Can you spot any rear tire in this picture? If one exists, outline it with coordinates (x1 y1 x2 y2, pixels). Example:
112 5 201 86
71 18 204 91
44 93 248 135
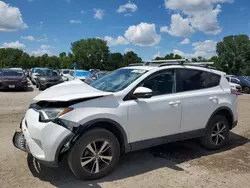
68 128 120 180
200 115 229 150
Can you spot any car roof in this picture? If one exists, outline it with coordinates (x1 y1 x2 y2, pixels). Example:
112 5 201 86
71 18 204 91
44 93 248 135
2 68 22 72
122 65 226 75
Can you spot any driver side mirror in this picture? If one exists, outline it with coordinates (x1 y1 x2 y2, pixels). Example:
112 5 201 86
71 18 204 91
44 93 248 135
133 87 153 99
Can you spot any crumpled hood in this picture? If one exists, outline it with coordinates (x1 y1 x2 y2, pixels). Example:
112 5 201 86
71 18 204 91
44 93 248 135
34 79 112 101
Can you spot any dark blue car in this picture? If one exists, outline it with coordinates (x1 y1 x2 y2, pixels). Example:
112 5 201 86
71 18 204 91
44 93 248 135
236 76 250 93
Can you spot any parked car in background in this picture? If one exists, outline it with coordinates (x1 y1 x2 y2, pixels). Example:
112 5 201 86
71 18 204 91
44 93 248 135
236 76 250 93
30 67 48 85
68 70 90 81
225 75 242 92
85 71 109 84
10 68 23 72
36 69 63 90
89 69 100 74
13 62 238 180
242 76 250 81
0 69 28 90
60 69 71 81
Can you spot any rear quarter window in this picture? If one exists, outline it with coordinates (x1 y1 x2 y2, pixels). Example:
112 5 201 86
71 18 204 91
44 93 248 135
176 69 221 92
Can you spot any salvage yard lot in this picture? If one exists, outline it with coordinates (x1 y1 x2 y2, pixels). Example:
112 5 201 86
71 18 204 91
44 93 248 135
0 86 250 188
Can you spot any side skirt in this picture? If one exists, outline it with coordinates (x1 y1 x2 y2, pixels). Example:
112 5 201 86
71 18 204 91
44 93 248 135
129 129 205 152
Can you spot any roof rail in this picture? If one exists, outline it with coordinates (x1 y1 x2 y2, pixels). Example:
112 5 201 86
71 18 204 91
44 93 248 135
128 60 216 69
128 63 144 67
145 59 186 66
185 62 214 65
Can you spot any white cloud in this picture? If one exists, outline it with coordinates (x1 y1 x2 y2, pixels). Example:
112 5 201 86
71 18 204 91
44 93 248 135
164 0 232 35
153 52 161 59
104 36 129 46
0 1 28 31
30 49 54 56
173 40 217 59
28 0 34 2
125 48 135 53
80 10 86 14
117 2 137 13
40 45 51 50
70 20 82 24
180 38 190 45
30 45 54 56
192 40 217 56
160 14 194 37
21 36 35 41
1 41 26 49
125 22 161 46
94 9 105 20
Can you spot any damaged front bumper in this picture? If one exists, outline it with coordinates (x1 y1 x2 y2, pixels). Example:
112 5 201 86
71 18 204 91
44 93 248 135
12 109 75 167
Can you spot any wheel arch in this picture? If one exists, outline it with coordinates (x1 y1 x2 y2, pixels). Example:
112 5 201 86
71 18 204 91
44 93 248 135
75 118 130 153
206 107 234 130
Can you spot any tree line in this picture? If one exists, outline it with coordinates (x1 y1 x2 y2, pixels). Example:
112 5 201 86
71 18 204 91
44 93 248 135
0 35 249 75
0 38 142 71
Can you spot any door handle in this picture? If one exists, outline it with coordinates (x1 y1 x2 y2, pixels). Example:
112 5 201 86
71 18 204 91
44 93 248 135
169 101 181 106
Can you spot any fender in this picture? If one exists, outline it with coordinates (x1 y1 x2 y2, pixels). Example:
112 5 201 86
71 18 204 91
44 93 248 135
205 106 234 131
74 118 131 153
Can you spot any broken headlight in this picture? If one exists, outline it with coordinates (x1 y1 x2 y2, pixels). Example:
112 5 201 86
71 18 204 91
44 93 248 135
39 108 73 122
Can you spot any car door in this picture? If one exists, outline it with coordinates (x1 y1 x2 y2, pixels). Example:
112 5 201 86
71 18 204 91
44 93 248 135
127 69 182 143
176 68 222 133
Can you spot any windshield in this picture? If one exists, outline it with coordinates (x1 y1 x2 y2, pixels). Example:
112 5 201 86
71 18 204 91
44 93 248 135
62 70 70 74
2 71 23 77
90 68 147 92
75 71 90 77
40 70 59 77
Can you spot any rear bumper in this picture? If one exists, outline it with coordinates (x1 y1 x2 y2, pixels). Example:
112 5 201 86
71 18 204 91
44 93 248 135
0 82 27 89
12 109 74 167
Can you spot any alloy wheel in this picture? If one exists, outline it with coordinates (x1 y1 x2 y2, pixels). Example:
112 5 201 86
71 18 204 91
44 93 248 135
81 140 113 174
211 122 227 145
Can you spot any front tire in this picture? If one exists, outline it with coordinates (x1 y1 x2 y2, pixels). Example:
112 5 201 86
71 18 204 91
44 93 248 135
201 115 229 150
68 128 120 180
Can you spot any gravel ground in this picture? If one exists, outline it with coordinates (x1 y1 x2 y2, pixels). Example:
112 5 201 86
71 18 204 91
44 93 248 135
0 84 250 188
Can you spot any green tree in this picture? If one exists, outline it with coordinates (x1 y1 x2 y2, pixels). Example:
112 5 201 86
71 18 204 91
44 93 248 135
123 51 142 66
106 52 124 70
216 34 250 75
155 53 183 60
59 52 66 59
71 38 109 69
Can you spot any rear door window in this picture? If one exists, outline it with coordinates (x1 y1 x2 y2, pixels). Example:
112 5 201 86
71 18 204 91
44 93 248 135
176 69 221 92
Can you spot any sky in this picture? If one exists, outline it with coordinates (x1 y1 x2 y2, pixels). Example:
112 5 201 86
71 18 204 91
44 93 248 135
0 0 250 61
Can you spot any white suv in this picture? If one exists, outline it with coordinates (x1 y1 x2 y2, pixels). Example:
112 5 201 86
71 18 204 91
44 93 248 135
13 63 238 180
